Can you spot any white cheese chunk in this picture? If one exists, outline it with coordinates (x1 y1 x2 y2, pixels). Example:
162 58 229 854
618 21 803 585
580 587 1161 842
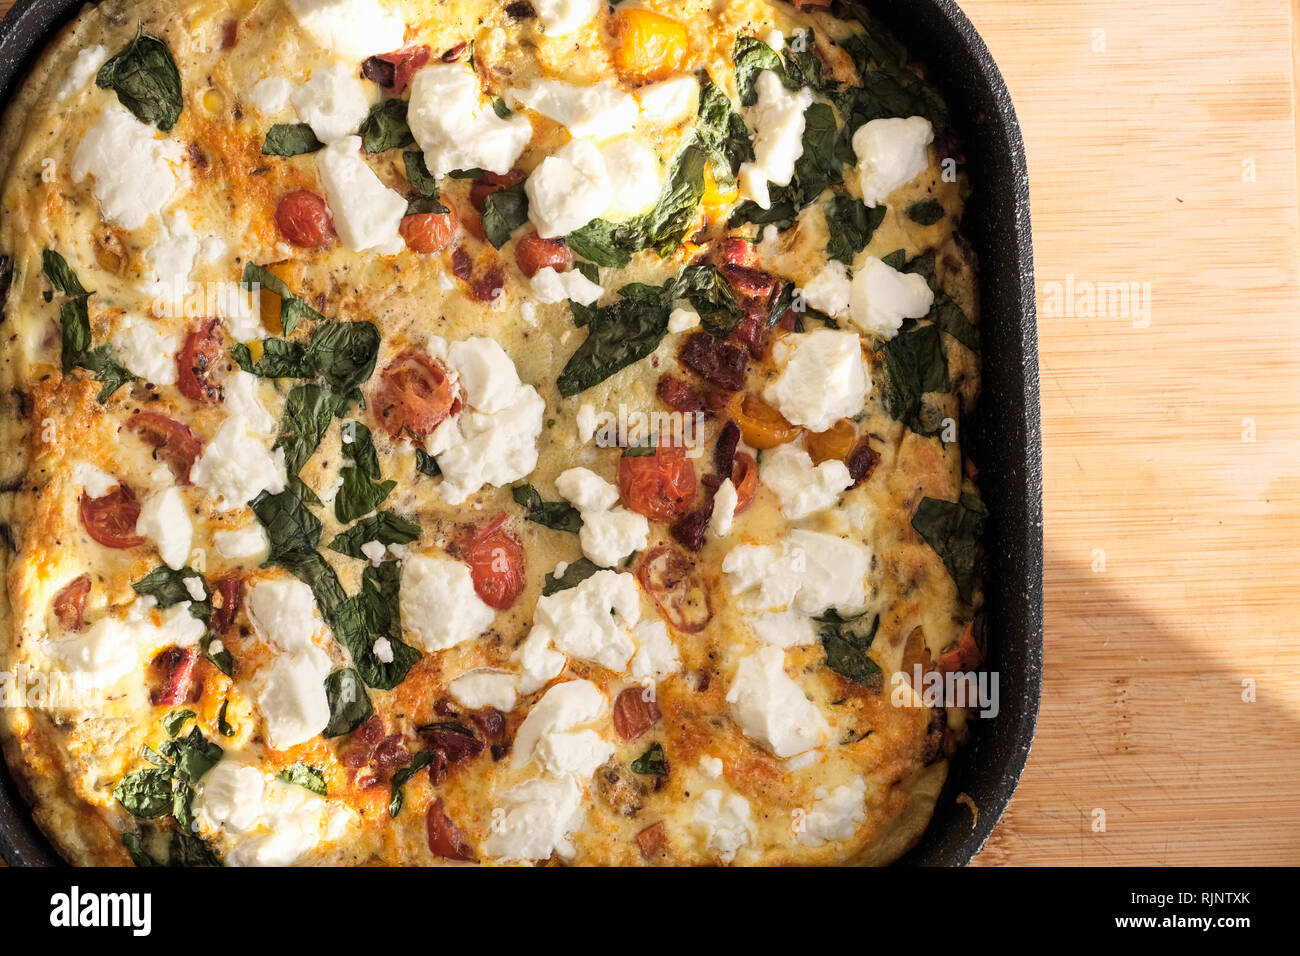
554 467 648 568
111 316 182 387
797 776 868 846
698 755 724 779
408 64 532 176
511 679 606 768
853 116 934 207
513 79 638 140
137 486 192 570
183 574 207 602
738 71 813 210
143 210 205 293
629 620 681 681
751 606 817 647
525 569 640 673
525 138 612 238
483 775 585 861
214 523 271 562
72 103 186 231
848 255 935 338
600 138 663 219
513 626 568 695
636 75 700 128
257 644 333 750
247 579 325 652
692 789 754 863
709 477 739 537
55 44 108 102
802 260 852 318
668 303 702 333
760 444 853 520
399 553 496 651
531 266 605 306
446 337 522 415
372 637 394 663
315 135 407 252
723 529 870 617
449 669 519 712
431 386 546 504
71 462 119 498
554 467 620 512
534 730 614 777
291 62 371 144
534 0 601 35
222 369 277 436
191 416 287 510
726 645 829 758
249 76 293 116
284 0 406 62
195 760 349 866
763 329 869 432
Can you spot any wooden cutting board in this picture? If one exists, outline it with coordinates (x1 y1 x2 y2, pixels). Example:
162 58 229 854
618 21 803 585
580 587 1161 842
1 0 1297 866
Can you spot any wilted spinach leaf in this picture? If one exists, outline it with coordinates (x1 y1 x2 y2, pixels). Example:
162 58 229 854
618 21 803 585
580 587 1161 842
360 98 413 153
512 484 582 533
262 123 324 157
96 26 183 131
329 510 422 558
482 181 529 248
824 196 886 265
323 667 374 737
911 493 987 603
277 762 327 796
631 742 668 775
542 557 602 595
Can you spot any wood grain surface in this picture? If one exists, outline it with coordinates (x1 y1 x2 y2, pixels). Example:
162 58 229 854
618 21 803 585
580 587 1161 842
0 0 1297 866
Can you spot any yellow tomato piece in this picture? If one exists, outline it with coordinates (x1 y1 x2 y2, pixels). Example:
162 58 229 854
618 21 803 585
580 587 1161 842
612 9 689 83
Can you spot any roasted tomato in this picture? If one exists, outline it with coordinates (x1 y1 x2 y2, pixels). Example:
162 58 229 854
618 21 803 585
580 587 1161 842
371 350 461 440
636 544 712 633
125 411 203 484
613 686 661 741
805 419 858 465
728 392 800 450
210 573 243 636
176 320 223 403
513 232 573 277
362 44 431 94
636 820 668 859
465 515 525 610
939 618 987 673
469 169 525 210
730 452 759 513
426 798 475 861
275 189 335 248
618 442 697 522
148 646 198 706
80 485 145 549
400 207 458 254
52 575 91 632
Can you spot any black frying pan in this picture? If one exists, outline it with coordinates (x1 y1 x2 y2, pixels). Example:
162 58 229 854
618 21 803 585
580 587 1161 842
0 0 1042 867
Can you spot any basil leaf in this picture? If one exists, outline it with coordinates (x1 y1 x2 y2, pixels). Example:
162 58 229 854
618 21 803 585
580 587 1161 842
157 727 223 784
323 668 374 737
557 286 672 396
542 557 601 596
201 633 233 677
162 709 195 737
262 123 324 157
631 742 668 776
665 264 742 338
906 199 945 226
414 448 442 477
512 484 582 533
481 181 529 248
360 98 414 153
403 148 440 197
877 322 949 436
389 750 437 817
41 249 89 297
114 768 174 818
96 26 183 132
733 35 784 106
216 700 235 738
911 494 986 604
824 196 886 265
406 195 448 215
818 611 882 690
132 565 211 622
329 511 422 558
241 263 325 335
277 762 327 796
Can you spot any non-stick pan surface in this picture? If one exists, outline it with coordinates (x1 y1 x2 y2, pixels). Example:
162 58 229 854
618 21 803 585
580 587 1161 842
0 0 1042 867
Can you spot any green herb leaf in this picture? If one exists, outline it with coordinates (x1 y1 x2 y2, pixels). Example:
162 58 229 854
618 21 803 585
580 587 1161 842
241 263 325 335
113 769 174 818
817 610 882 690
557 285 671 396
262 123 324 156
903 251 979 353
131 565 211 622
162 709 195 737
201 633 233 677
276 384 344 484
824 196 886 264
389 750 437 817
41 249 89 297
329 510 422 558
157 727 223 784
631 742 668 775
665 264 742 338
512 484 582 533
402 148 444 205
414 448 441 477
906 198 945 225
232 337 311 378
693 81 752 190
733 35 783 105
323 668 374 737
542 557 602 595
167 830 221 867
360 98 414 153
96 26 183 132
911 493 986 604
335 420 395 523
277 762 327 796
481 181 530 248
45 251 134 401
729 102 846 232
878 321 949 436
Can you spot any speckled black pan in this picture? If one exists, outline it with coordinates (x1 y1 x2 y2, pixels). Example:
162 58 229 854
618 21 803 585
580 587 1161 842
0 0 1042 867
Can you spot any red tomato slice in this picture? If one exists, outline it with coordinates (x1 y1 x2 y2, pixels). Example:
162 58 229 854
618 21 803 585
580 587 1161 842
613 686 661 741
400 208 458 254
465 516 525 610
371 350 461 440
513 232 573 277
125 411 203 484
618 441 697 522
52 574 91 631
636 544 712 633
730 452 759 514
426 798 475 861
275 189 336 249
177 320 223 403
80 485 145 549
